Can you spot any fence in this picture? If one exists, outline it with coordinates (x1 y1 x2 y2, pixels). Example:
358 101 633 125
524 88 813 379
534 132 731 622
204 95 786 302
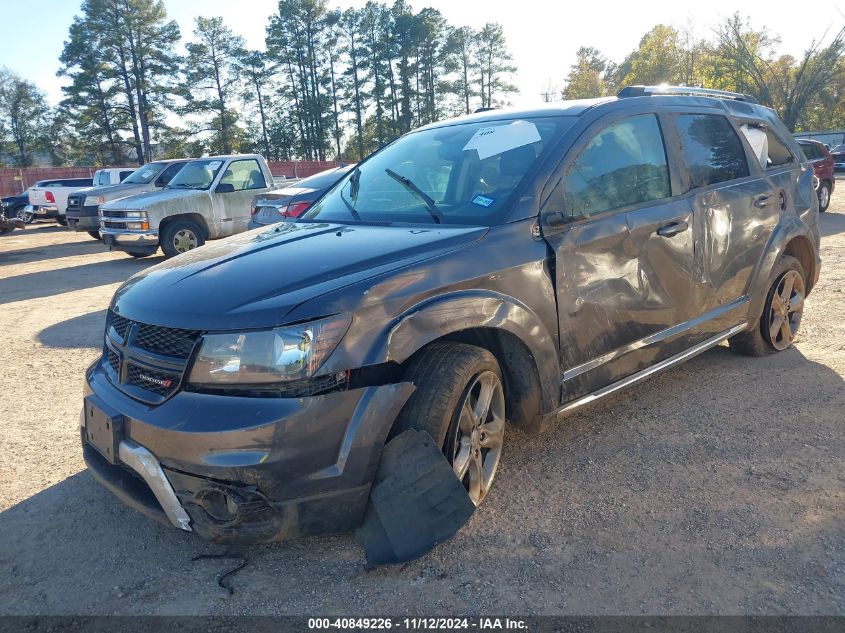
0 161 347 197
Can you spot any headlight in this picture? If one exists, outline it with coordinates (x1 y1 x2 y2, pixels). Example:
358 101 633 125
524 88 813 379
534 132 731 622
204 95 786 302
124 211 146 219
188 314 351 385
84 195 105 206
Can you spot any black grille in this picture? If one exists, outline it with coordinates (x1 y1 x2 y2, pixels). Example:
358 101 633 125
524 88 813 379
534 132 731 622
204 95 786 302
103 220 126 229
107 349 120 374
100 209 127 219
108 311 130 340
126 363 181 397
134 323 201 358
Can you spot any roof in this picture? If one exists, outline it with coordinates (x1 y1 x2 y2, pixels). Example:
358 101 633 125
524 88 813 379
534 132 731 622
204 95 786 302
418 98 617 130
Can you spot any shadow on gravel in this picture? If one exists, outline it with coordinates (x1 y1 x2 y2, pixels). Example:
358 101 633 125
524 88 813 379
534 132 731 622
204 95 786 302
819 211 845 238
0 256 163 305
38 309 108 349
0 239 106 267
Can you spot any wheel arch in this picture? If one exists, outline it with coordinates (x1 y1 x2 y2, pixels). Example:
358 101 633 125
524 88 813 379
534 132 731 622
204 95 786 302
379 290 560 431
159 213 209 239
747 218 819 323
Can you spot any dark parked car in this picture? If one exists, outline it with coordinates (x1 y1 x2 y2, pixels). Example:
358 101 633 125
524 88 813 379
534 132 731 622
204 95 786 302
247 165 353 229
0 192 31 219
82 85 820 544
798 139 835 212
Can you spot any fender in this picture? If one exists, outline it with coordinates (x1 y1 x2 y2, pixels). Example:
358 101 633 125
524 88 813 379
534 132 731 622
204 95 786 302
745 214 819 323
373 289 561 414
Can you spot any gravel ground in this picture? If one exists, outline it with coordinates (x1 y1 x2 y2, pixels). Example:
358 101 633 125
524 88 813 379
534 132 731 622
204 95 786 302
0 188 843 616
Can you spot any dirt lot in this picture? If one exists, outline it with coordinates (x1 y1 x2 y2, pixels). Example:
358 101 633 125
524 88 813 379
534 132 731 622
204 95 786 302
1 189 843 616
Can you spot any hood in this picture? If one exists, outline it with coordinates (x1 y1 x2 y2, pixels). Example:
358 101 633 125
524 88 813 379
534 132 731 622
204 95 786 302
112 221 487 330
101 187 203 211
72 182 150 200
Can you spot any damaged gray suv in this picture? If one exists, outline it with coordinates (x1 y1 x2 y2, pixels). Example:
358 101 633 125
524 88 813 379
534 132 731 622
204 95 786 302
82 85 820 544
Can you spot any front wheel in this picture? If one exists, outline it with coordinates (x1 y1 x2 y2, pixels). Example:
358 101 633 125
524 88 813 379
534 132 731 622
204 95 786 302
394 342 506 506
161 219 205 258
87 231 102 240
817 181 831 212
729 255 806 356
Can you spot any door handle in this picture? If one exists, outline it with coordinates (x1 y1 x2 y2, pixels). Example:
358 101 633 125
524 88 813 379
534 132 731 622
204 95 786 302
656 221 689 238
753 194 771 208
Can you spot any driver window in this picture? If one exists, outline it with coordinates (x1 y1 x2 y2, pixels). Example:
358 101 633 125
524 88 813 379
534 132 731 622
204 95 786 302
559 114 671 219
218 159 266 192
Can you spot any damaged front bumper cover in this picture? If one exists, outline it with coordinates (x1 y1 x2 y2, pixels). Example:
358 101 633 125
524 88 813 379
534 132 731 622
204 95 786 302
82 365 415 544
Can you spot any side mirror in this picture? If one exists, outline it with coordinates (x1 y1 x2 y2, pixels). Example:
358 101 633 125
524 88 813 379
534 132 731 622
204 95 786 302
216 183 235 194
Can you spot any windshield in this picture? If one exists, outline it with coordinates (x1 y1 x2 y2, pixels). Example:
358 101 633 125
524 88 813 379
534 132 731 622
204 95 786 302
167 159 225 190
303 117 568 226
123 163 165 184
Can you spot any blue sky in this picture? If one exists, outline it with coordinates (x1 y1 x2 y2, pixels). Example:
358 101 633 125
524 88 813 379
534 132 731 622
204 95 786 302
0 0 843 108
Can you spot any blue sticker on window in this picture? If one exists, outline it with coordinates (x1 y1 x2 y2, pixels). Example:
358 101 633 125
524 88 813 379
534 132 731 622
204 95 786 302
472 194 495 207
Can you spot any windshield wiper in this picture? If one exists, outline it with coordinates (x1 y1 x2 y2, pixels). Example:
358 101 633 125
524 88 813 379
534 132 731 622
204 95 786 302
340 188 362 221
384 168 443 224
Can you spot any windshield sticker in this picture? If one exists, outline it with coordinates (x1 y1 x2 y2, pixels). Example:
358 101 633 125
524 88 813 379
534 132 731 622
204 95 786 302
207 161 223 170
472 194 495 207
463 120 541 160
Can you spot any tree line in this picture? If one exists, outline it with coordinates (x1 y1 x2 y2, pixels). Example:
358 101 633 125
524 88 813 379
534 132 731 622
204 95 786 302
555 15 845 134
1 3 843 168
0 0 517 167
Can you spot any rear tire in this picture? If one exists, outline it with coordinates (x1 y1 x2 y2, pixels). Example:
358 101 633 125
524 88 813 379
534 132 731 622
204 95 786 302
161 219 205 259
87 231 102 240
817 181 831 212
393 342 506 506
729 255 806 356
57 217 68 226
16 208 34 224
127 251 154 258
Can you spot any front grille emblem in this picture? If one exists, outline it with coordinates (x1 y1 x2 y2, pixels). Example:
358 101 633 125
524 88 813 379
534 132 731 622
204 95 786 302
138 373 174 389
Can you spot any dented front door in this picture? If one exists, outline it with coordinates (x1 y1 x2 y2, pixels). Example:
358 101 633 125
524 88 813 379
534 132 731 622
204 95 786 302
548 200 695 402
541 111 695 403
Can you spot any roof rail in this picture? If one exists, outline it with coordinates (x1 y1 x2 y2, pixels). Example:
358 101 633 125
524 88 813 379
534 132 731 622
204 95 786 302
618 85 759 104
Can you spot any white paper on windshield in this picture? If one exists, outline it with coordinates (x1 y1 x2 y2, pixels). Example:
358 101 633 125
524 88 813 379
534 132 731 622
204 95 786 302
207 160 223 170
463 120 541 160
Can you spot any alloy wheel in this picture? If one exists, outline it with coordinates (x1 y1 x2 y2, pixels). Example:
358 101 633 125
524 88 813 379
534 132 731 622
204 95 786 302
16 208 34 224
819 184 830 210
766 269 805 351
173 229 198 253
451 370 505 506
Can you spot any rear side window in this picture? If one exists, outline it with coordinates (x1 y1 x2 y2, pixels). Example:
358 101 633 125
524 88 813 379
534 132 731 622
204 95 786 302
676 114 749 189
563 114 671 218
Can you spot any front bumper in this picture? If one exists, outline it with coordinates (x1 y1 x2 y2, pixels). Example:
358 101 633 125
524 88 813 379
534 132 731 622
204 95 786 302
101 228 159 250
68 216 100 231
82 361 415 543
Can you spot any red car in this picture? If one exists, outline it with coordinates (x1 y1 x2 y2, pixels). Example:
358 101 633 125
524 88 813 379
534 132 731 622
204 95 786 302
798 139 835 212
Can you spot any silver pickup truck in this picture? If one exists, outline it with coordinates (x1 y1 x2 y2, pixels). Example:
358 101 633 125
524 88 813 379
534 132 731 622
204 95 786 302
100 154 278 258
67 160 191 238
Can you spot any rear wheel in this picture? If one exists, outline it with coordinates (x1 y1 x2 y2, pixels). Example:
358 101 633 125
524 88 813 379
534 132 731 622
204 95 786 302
161 219 205 258
394 342 506 506
729 255 806 356
818 181 831 212
16 208 34 224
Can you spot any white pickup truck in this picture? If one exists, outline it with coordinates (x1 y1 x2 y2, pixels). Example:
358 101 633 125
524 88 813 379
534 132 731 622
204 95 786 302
100 154 279 258
26 177 94 224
